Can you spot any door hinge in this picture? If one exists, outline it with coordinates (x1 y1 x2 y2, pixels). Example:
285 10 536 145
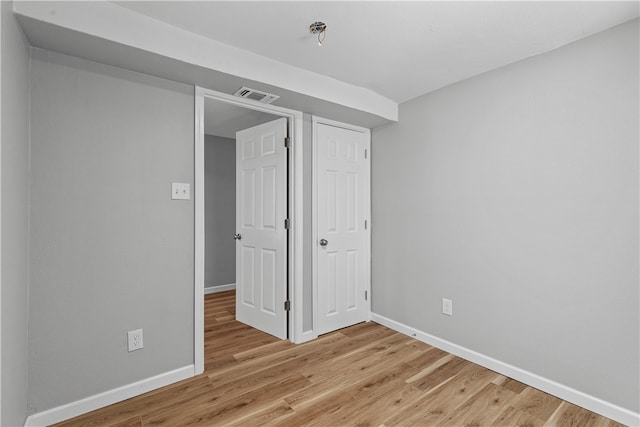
365 219 368 230
284 218 291 229
284 300 291 311
284 137 291 148
364 149 368 159
365 290 368 301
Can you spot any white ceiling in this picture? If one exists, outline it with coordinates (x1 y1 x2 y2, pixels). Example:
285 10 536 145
204 98 279 139
14 1 398 127
114 1 639 104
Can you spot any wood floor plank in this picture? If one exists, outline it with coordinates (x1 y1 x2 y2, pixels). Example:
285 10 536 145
547 401 626 427
510 386 564 422
212 333 349 384
381 362 500 426
208 349 327 398
342 381 426 426
408 355 470 392
55 414 143 427
55 291 627 427
225 400 295 427
405 345 448 370
303 365 424 426
232 338 296 362
234 330 347 366
203 356 237 373
493 374 529 394
143 374 310 426
438 382 518 426
492 405 548 426
299 332 412 384
337 320 380 337
55 377 213 427
282 335 423 415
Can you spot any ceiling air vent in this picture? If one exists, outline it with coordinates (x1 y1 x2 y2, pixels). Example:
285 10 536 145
233 87 280 104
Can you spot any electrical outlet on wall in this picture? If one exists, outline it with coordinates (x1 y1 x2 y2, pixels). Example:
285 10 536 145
128 329 144 352
442 298 453 316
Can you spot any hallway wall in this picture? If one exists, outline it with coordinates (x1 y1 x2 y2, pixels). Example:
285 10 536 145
204 134 236 290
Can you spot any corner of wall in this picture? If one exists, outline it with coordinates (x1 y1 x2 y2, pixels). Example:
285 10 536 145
1 1 32 425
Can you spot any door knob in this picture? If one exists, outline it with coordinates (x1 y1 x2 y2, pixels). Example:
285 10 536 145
234 233 242 240
319 239 328 247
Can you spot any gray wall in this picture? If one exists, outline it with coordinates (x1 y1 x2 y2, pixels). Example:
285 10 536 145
28 49 195 412
204 134 236 288
371 19 639 413
1 1 31 424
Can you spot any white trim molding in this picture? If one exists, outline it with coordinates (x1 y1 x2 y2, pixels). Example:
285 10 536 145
296 329 318 345
24 365 194 427
204 283 236 294
194 89 205 376
370 313 640 427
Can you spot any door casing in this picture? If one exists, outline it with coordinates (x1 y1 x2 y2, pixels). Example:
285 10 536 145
194 86 304 375
312 116 372 338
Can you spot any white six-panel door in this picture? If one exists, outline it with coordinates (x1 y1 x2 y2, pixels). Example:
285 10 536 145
315 120 370 335
236 118 288 339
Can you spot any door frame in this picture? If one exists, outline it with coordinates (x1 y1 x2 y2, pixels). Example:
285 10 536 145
312 116 372 338
194 86 304 374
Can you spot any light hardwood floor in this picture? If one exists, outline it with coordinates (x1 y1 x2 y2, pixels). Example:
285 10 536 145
55 291 625 427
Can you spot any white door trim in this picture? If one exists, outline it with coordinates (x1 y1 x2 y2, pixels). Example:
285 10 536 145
312 116 371 337
195 86 305 375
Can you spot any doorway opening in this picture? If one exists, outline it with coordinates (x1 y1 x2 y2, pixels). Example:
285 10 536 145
194 87 304 375
203 102 279 296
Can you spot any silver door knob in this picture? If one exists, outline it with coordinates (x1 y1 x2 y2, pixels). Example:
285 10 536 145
319 239 328 247
234 233 242 240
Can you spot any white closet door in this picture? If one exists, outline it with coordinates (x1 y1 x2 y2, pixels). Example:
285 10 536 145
316 122 369 335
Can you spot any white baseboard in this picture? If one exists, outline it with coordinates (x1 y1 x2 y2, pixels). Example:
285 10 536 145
370 313 639 427
294 329 318 344
24 365 194 427
204 283 236 294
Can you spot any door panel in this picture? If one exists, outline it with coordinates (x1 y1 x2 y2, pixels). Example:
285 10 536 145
316 123 369 335
236 118 287 339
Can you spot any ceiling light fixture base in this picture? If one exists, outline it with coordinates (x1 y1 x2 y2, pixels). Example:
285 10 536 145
309 21 327 46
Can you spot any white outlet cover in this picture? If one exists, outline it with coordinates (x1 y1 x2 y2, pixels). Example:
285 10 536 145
172 182 191 200
442 298 453 316
128 329 144 352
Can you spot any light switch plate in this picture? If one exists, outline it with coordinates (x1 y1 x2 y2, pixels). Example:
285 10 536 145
172 183 191 200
